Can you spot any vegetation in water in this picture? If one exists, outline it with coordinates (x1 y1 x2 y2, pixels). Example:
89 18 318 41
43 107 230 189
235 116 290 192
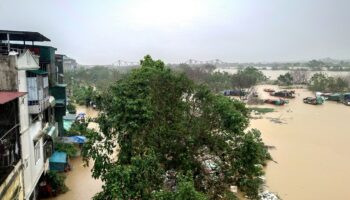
66 103 76 114
250 107 275 114
276 72 293 86
308 73 349 92
47 171 69 194
66 119 94 137
231 67 267 91
82 55 271 200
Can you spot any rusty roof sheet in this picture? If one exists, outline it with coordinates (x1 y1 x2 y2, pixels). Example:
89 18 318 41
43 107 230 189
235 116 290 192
0 92 26 104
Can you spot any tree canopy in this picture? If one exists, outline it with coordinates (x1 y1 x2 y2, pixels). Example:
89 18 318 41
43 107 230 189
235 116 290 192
277 72 293 86
82 55 270 200
231 67 267 89
309 73 349 92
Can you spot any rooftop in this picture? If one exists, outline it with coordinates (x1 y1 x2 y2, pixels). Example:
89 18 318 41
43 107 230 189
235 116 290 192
0 30 50 42
0 92 26 104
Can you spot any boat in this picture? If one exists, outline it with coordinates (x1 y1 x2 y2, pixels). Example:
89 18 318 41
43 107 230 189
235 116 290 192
344 100 350 106
223 89 246 96
270 90 295 99
263 88 275 93
303 96 324 105
264 98 289 106
342 93 350 106
327 93 341 102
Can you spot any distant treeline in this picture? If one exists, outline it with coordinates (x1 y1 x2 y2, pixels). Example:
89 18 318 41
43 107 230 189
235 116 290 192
235 59 350 71
65 63 350 106
64 64 268 105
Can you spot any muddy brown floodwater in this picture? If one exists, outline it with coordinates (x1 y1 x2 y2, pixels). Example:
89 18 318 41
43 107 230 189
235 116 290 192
49 94 350 199
250 85 350 200
47 106 102 200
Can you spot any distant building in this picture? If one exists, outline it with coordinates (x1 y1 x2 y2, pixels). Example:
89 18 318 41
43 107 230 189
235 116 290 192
62 55 77 71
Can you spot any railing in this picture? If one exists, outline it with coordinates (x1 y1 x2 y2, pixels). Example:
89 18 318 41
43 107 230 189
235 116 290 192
0 45 25 56
0 124 21 184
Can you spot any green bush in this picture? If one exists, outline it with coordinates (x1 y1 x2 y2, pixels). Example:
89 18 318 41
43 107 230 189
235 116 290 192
54 142 77 157
67 103 76 114
47 171 68 194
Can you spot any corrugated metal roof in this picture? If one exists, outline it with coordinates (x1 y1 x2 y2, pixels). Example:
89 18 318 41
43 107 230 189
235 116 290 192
0 92 26 104
0 30 50 42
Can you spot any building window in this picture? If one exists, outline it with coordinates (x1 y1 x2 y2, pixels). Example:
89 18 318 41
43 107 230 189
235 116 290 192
31 114 40 122
34 140 40 164
28 100 39 106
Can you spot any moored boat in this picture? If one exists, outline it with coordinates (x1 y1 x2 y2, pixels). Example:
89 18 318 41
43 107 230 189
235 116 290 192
263 88 275 93
223 89 246 96
270 90 295 99
264 98 289 106
344 100 350 106
327 93 341 102
303 96 324 105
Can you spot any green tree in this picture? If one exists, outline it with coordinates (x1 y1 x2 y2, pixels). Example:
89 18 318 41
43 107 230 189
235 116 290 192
309 73 349 92
231 67 266 89
175 64 232 92
231 67 266 98
83 55 270 200
277 72 293 86
309 73 329 92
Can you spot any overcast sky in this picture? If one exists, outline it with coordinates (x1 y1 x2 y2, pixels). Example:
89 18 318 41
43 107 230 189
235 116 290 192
0 0 349 64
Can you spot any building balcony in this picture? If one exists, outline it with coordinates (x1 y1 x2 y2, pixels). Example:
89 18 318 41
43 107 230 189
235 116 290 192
0 124 21 185
28 96 50 114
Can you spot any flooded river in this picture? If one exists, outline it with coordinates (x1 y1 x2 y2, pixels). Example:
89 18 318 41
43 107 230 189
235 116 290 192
49 92 350 200
250 85 350 200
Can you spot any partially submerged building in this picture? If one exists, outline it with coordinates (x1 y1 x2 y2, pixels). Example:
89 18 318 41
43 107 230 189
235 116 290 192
0 30 66 199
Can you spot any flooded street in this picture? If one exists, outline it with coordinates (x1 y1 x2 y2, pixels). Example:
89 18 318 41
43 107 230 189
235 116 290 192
47 158 102 200
250 85 350 200
48 106 101 200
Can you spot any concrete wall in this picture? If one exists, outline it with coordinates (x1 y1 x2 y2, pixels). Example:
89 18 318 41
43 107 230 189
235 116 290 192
0 55 18 90
0 162 24 200
16 52 45 199
22 119 45 199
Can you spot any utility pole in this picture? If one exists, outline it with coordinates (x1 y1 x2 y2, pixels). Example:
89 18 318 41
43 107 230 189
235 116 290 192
7 33 10 52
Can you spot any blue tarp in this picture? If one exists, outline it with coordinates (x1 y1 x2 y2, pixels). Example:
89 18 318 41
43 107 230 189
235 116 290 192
76 113 86 120
60 136 87 144
68 136 87 144
70 136 86 143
